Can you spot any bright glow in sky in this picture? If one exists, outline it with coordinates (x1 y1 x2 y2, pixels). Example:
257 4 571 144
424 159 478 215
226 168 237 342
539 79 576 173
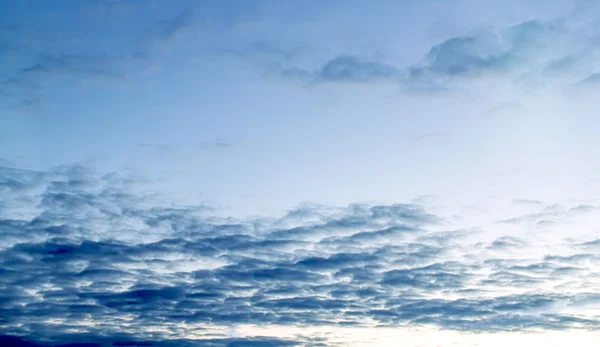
3 0 600 346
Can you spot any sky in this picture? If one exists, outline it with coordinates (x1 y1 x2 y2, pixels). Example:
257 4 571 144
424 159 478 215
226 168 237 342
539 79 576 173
3 0 600 346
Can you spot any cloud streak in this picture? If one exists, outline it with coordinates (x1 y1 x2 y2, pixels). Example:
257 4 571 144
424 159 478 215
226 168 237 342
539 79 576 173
281 56 404 84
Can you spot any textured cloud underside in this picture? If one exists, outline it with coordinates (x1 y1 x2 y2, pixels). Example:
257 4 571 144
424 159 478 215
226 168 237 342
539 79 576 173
1 164 600 346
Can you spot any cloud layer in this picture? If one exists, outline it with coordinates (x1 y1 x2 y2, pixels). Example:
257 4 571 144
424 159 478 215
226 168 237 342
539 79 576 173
2 164 600 345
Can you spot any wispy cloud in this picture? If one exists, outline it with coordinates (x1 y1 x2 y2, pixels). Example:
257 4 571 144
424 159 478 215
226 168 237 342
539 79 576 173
256 18 600 92
281 56 404 84
3 53 146 90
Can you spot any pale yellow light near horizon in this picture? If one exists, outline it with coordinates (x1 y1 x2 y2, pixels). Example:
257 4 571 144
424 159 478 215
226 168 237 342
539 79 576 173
226 325 600 347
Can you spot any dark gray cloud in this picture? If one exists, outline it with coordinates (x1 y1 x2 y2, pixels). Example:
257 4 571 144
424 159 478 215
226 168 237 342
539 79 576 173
1 163 600 345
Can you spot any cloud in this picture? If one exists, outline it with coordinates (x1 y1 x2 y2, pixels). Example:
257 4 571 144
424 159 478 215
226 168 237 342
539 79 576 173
281 56 404 84
417 35 510 77
3 53 146 92
406 20 576 89
144 2 264 47
220 41 301 63
317 56 403 83
152 8 196 42
269 19 600 92
512 199 545 206
2 163 600 346
496 202 597 228
487 236 527 250
578 73 600 85
0 334 304 347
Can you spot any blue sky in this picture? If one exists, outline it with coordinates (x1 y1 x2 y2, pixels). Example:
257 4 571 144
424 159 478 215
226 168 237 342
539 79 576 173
3 0 600 346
